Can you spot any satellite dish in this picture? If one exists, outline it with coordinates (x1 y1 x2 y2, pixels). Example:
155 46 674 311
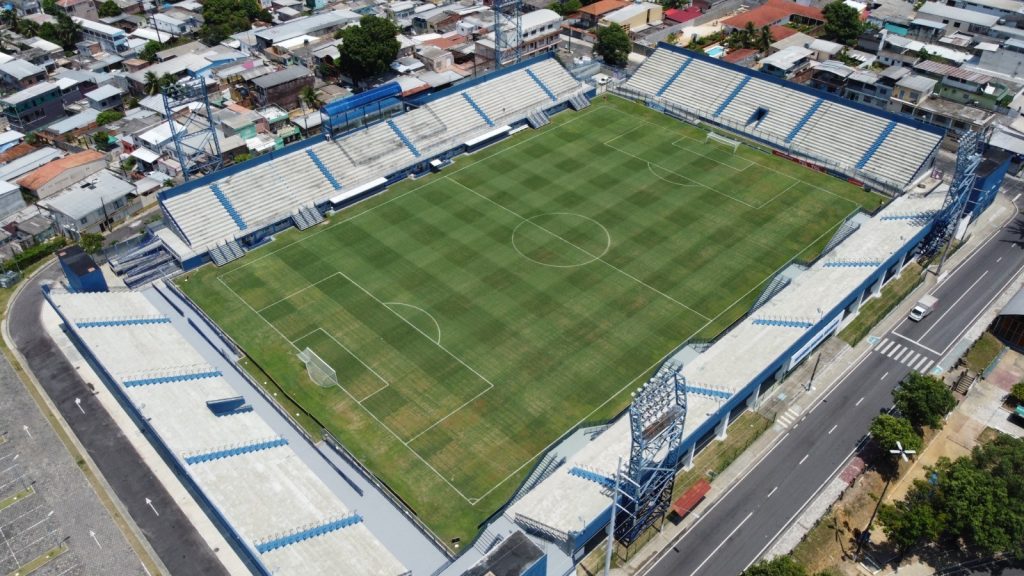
890 441 916 462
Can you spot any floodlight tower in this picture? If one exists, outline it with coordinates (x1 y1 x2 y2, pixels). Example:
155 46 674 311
614 362 687 547
163 77 223 182
492 0 523 68
924 130 981 267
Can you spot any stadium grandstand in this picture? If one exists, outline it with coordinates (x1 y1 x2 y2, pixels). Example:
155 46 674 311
620 43 944 193
506 188 946 552
115 55 585 284
43 287 409 576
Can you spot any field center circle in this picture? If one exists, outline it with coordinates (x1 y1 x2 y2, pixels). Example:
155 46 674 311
511 212 611 268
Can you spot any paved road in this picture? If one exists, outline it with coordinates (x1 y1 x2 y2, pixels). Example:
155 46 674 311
644 194 1024 576
9 263 228 576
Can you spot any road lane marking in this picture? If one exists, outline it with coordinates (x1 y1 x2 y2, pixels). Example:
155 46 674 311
894 348 911 362
767 486 778 499
906 352 920 367
688 511 754 576
887 344 903 358
877 340 894 354
880 372 888 381
920 270 989 340
828 424 838 435
890 332 941 356
798 454 809 465
921 359 934 372
855 396 864 406
997 257 1003 263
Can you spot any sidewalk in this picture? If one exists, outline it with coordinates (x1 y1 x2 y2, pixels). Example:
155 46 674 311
613 191 1018 576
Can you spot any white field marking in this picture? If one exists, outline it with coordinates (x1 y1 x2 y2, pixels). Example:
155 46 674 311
220 100 611 279
313 328 390 402
291 325 331 347
744 443 861 573
688 511 754 576
1013 193 1021 203
385 302 442 344
890 332 941 356
828 424 838 435
997 257 1003 263
855 396 865 406
920 270 989 340
670 137 755 172
447 177 713 321
218 277 300 352
647 162 701 187
602 123 646 146
766 486 779 499
218 105 872 506
510 213 612 268
601 101 870 209
880 371 889 381
798 453 810 465
254 271 344 313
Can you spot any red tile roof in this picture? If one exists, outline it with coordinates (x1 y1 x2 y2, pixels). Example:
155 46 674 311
722 48 758 63
17 150 104 191
769 24 800 40
722 0 823 30
0 143 36 164
665 6 701 23
579 0 629 16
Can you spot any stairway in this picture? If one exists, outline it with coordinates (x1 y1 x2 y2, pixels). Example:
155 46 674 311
526 109 550 129
210 239 245 267
293 206 324 231
750 274 792 314
569 93 590 111
954 370 976 395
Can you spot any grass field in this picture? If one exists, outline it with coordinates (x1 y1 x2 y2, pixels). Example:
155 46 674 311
180 95 884 545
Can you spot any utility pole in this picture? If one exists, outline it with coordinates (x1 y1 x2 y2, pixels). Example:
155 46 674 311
604 457 621 576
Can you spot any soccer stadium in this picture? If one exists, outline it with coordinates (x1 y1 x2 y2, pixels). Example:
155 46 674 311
46 42 981 575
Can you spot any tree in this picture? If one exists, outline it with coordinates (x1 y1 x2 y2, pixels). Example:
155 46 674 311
92 130 111 150
40 0 56 15
877 497 941 555
98 0 121 17
198 0 271 45
299 85 321 109
159 73 176 90
143 71 161 96
741 555 807 576
756 25 773 52
336 15 400 84
139 40 162 62
549 0 580 16
893 373 957 431
822 0 863 45
39 12 81 50
1010 381 1024 404
869 414 922 453
96 109 124 125
595 23 630 66
79 232 104 254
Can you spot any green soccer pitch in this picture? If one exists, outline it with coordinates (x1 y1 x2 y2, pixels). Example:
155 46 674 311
179 95 885 545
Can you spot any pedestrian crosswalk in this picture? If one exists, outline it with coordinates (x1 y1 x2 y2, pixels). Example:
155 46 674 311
776 405 802 428
872 337 934 372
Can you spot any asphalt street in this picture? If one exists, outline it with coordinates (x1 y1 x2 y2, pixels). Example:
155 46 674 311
644 193 1024 576
9 263 228 576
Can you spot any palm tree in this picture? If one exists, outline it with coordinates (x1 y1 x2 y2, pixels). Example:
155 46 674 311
757 25 772 52
299 85 321 109
143 71 160 95
159 73 175 89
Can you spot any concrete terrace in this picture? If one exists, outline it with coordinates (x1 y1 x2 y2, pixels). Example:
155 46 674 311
45 289 411 576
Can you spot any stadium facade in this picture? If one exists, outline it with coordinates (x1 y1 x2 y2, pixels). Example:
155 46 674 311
46 45 1000 575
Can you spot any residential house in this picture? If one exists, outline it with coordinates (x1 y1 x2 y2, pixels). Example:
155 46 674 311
56 0 98 21
978 38 1024 78
477 9 561 65
249 65 313 108
0 82 65 131
17 150 106 199
913 59 1010 110
578 0 629 28
0 59 47 89
722 0 824 34
37 170 140 237
914 2 1000 36
85 84 123 110
759 45 814 79
9 215 55 246
253 12 358 50
415 45 453 72
0 181 26 220
74 17 131 54
600 2 662 34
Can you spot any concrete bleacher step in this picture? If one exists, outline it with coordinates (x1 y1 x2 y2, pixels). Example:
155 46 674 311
292 206 324 231
568 93 590 111
527 109 550 129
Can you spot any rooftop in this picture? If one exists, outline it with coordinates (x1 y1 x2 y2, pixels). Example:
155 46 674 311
17 150 105 191
0 58 44 80
723 0 823 29
85 84 122 102
251 65 312 88
579 0 628 16
254 11 356 44
914 59 992 84
896 73 939 92
37 170 134 219
916 2 1000 26
760 45 813 70
1 81 59 105
42 108 100 135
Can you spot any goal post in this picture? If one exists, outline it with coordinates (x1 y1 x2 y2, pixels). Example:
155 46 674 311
705 131 740 153
297 347 338 388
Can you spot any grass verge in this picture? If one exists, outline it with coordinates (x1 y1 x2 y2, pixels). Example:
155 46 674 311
0 486 34 513
964 332 1002 374
9 542 67 576
838 262 923 346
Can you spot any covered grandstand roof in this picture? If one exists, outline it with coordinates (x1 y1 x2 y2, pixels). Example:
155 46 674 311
46 288 408 576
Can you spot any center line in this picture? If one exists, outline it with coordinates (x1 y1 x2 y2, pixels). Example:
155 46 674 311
798 454 810 465
855 396 864 406
766 486 779 499
828 424 838 435
880 371 889 381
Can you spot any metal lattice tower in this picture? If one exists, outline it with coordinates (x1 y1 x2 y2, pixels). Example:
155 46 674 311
492 0 522 68
163 77 223 182
614 362 687 547
923 130 982 256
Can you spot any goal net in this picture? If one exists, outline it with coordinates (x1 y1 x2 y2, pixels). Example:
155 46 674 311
297 347 338 388
705 132 740 153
